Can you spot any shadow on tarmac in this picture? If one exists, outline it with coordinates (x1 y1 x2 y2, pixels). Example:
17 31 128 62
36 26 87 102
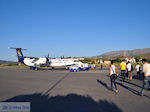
39 67 68 71
97 80 112 91
116 81 139 94
3 93 122 112
118 80 142 89
44 73 70 94
97 79 150 99
132 74 144 81
116 81 150 99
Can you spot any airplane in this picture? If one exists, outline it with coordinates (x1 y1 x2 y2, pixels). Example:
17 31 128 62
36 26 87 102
10 47 83 70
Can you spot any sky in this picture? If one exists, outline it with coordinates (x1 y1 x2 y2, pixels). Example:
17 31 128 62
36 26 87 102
0 0 150 61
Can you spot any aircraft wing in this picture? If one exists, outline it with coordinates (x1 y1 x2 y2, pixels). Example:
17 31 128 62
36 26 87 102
65 64 76 67
24 56 39 59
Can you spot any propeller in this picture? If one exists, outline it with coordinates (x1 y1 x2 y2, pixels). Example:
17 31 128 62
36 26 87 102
61 55 65 59
45 53 50 65
45 53 50 59
47 54 50 58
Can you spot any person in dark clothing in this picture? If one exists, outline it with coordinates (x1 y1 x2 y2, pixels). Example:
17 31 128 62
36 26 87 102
100 64 103 70
109 61 119 93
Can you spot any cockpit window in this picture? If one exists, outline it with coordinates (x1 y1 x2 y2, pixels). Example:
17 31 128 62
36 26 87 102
74 60 79 62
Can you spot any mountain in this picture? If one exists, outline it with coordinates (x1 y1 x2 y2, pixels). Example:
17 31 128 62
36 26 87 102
0 60 17 64
138 53 150 58
94 48 150 58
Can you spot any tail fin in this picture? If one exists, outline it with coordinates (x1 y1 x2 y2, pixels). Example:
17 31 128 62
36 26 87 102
16 48 24 63
9 47 26 63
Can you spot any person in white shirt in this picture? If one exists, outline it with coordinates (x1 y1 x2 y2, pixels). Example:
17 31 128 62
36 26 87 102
109 61 119 94
135 63 141 77
140 59 150 96
127 61 133 80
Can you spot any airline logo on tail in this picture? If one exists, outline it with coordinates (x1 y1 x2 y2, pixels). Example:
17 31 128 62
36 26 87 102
17 49 22 57
16 49 24 63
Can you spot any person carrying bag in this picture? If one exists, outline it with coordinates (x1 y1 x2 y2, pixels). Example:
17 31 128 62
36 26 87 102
109 61 119 94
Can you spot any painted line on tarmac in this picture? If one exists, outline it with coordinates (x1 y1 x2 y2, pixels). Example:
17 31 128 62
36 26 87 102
44 73 70 95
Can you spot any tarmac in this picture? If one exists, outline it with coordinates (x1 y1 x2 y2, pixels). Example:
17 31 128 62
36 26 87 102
0 67 150 112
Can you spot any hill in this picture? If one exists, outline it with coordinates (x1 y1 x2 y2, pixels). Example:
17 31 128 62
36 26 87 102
93 48 150 58
0 60 17 64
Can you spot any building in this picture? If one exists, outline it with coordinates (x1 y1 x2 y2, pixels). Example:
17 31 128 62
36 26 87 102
125 57 136 63
104 60 111 64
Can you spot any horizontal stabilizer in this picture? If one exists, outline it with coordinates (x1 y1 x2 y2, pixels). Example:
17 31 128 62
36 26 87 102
9 47 27 50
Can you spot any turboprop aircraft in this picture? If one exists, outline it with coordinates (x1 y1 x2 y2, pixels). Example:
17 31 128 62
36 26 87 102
10 47 83 70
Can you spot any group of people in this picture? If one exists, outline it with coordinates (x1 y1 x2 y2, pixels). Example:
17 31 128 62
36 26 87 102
120 60 134 81
109 59 150 96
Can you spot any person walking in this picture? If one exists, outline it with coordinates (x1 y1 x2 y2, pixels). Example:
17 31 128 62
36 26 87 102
127 61 133 80
93 64 96 71
135 63 141 78
109 61 119 93
100 64 103 70
139 59 150 96
120 60 127 82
